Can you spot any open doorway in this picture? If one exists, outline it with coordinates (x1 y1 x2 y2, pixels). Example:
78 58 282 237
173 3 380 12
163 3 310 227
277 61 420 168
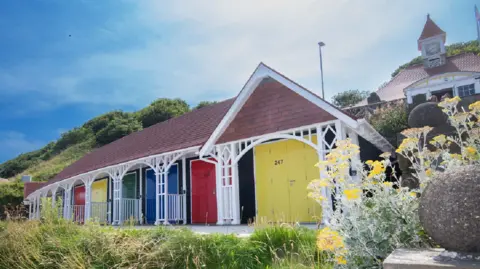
431 88 453 101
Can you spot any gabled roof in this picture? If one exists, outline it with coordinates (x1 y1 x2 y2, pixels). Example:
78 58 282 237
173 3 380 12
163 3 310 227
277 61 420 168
200 63 392 156
418 15 446 50
24 182 46 199
217 78 338 143
49 99 234 184
355 53 480 107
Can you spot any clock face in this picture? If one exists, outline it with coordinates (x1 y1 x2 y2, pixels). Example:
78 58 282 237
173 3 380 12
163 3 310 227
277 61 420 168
425 42 441 56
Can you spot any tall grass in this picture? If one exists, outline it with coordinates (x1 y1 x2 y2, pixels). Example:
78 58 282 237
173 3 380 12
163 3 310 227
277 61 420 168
0 209 331 269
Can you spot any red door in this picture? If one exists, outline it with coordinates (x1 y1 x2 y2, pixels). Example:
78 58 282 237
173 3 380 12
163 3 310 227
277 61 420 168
74 186 85 223
191 159 217 224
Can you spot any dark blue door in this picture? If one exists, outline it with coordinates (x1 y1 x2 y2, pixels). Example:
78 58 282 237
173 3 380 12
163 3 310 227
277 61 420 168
168 164 178 194
145 169 156 224
145 165 179 224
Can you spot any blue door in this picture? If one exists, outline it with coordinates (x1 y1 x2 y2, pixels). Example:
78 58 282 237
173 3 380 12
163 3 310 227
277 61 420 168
168 164 178 195
145 169 156 224
144 165 179 224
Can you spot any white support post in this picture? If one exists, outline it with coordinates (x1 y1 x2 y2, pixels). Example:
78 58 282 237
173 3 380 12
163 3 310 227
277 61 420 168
215 147 225 225
182 157 187 225
112 175 122 225
51 189 57 208
108 177 112 224
29 199 34 220
63 186 72 220
154 169 161 225
348 130 361 184
163 169 169 225
139 167 143 225
231 143 241 225
317 126 331 225
84 179 93 222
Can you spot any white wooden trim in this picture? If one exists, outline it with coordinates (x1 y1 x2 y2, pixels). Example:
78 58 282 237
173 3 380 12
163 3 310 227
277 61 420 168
26 146 200 201
199 63 359 157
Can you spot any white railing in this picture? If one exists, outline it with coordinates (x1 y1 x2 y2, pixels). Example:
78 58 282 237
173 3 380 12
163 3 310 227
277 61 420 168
91 202 109 223
72 205 85 223
167 194 185 222
222 186 233 221
121 198 140 224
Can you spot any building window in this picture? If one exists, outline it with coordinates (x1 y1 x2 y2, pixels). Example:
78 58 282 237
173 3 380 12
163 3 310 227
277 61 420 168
457 84 475 97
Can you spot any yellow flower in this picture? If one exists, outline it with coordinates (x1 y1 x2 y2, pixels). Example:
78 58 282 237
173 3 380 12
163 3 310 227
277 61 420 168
450 153 463 160
343 188 361 200
316 227 344 251
365 160 374 165
368 161 385 178
466 146 477 155
383 182 393 188
425 168 433 177
469 101 480 111
409 192 417 198
430 134 446 147
335 255 347 265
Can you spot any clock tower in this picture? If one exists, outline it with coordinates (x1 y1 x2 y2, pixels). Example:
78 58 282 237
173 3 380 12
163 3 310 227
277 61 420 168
418 14 446 68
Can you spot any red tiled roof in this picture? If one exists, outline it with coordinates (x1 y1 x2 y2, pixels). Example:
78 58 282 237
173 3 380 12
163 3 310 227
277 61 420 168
49 99 235 184
218 79 337 143
356 53 480 106
418 15 446 50
24 182 46 198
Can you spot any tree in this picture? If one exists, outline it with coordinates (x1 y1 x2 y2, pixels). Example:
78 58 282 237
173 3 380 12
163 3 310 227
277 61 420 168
194 101 218 110
136 98 190 128
84 111 130 134
95 114 143 146
332 90 370 108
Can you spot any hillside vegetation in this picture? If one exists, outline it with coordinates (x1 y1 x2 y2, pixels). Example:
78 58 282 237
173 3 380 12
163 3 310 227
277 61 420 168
0 99 212 183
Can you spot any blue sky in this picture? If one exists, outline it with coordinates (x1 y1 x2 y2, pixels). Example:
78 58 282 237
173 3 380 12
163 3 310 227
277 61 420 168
0 0 478 163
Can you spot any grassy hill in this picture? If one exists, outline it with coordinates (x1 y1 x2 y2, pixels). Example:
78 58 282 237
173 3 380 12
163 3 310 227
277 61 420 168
0 99 216 185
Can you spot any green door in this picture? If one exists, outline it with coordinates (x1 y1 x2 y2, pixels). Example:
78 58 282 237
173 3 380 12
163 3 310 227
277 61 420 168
122 173 137 199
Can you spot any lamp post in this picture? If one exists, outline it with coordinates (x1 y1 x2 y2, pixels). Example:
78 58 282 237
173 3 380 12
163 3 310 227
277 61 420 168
318 42 326 99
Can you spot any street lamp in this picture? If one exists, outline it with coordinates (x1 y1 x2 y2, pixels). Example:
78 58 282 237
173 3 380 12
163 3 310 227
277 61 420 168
318 42 326 99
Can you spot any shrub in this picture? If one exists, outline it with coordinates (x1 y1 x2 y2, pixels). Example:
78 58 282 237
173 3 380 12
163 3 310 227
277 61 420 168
369 101 408 146
0 182 24 219
308 97 480 268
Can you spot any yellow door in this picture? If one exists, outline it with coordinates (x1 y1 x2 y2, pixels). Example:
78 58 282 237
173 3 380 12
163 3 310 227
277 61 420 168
304 136 322 222
91 179 107 202
254 136 321 223
254 140 289 222
91 178 108 222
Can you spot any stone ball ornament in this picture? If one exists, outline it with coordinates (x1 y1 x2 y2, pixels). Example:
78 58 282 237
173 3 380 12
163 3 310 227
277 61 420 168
408 102 448 128
419 165 480 253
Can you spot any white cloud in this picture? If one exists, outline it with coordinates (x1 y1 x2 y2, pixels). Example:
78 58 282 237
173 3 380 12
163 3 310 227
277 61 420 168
0 0 448 110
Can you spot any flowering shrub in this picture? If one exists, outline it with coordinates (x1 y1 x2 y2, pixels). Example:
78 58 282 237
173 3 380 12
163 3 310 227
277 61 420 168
308 98 480 268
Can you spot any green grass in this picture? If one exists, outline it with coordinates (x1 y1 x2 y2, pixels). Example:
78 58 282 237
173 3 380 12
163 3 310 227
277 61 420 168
11 139 95 182
0 209 332 269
